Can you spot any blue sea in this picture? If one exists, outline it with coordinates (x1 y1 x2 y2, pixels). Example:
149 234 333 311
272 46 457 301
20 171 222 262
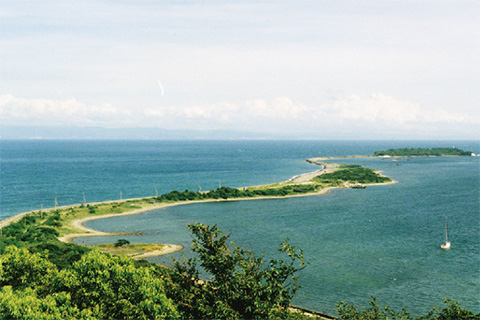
1 140 479 315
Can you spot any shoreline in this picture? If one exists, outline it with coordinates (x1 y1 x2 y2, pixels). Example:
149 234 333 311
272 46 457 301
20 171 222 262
130 244 185 260
58 186 338 245
52 179 396 248
0 162 339 229
1 161 396 258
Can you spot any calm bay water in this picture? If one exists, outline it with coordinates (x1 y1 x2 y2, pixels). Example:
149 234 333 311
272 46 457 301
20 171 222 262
1 140 479 315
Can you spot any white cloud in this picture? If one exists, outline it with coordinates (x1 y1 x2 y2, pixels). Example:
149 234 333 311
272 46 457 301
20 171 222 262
329 94 477 125
139 97 311 130
1 93 478 139
0 94 133 127
245 97 309 119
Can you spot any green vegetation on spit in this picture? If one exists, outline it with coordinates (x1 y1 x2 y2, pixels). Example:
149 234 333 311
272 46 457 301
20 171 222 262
160 184 318 201
159 164 390 202
374 147 473 157
313 164 391 185
1 163 478 319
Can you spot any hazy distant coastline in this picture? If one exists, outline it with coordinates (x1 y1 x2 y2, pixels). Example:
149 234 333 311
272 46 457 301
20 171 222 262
0 125 297 140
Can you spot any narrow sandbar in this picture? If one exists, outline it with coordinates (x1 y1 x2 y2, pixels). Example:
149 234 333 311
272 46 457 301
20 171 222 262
2 160 396 258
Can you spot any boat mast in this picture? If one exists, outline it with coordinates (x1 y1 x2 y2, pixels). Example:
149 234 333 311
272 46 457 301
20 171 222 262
445 216 449 242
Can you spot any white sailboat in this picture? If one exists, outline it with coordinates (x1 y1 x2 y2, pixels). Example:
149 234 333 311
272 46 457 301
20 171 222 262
441 216 451 250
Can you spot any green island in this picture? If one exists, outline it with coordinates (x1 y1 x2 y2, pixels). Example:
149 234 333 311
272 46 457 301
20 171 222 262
0 162 477 320
374 147 474 157
307 147 476 163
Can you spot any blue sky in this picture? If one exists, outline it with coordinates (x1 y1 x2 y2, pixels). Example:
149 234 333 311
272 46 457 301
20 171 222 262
1 1 479 139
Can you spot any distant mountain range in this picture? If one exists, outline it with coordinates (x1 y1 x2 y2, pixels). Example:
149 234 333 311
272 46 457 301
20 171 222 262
0 126 284 140
2 125 478 141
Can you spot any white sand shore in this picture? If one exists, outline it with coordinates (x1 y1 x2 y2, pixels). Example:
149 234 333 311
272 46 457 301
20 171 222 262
130 244 184 259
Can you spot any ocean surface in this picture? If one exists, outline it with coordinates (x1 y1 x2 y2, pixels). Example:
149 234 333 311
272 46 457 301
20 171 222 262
1 140 479 315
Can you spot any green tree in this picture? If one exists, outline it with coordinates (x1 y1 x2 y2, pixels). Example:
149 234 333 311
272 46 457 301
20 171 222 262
114 239 131 247
0 246 179 320
336 297 479 320
65 250 179 319
165 223 307 319
336 297 412 319
417 299 479 320
0 246 58 296
0 286 95 320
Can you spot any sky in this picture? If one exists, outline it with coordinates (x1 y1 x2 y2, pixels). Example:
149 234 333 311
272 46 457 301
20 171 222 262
1 0 479 139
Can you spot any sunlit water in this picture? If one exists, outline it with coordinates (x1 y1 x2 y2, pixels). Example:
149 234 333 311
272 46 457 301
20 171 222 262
1 140 479 315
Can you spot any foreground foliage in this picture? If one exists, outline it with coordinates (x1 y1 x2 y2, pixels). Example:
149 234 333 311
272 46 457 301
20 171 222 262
337 297 479 320
0 246 179 319
0 222 310 319
164 223 307 319
1 218 478 319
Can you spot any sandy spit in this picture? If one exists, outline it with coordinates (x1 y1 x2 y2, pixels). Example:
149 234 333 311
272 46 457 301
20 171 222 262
2 164 395 258
130 244 184 260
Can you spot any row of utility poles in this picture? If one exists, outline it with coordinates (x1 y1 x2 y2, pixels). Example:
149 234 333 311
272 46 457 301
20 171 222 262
0 182 229 238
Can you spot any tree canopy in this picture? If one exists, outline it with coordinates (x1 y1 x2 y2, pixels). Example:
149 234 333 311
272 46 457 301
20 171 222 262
0 246 180 319
164 223 307 319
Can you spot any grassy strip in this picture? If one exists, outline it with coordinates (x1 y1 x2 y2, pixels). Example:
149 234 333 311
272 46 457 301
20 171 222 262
56 200 155 237
92 243 166 257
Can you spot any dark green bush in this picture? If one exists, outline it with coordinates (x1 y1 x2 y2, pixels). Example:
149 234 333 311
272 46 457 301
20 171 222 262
315 166 390 184
114 239 130 247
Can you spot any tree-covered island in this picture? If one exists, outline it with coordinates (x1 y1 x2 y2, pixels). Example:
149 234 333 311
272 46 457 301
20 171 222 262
308 147 476 163
1 162 478 319
374 147 474 157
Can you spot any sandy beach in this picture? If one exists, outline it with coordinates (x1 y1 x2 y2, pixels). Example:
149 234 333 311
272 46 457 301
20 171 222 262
130 244 184 260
